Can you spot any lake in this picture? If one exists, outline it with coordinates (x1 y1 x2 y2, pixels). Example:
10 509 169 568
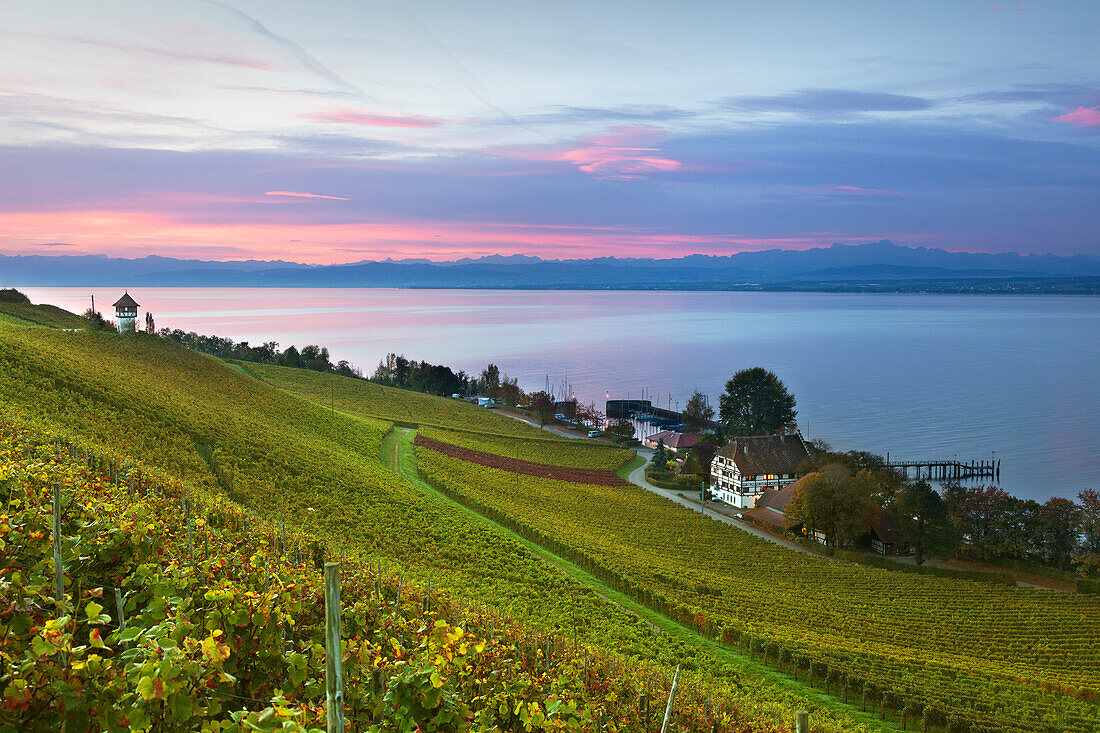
17 286 1100 502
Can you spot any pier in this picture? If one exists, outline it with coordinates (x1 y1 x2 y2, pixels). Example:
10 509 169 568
886 456 1000 482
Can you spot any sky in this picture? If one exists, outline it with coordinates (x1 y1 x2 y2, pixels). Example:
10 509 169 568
0 0 1098 263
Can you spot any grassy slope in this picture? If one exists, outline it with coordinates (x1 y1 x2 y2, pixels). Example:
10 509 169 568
0 316 879 732
250 363 555 438
254 363 632 469
0 300 86 328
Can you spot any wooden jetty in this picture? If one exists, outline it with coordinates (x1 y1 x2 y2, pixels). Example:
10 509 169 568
886 456 1000 482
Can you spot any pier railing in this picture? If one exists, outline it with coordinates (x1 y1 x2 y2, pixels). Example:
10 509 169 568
886 458 1000 482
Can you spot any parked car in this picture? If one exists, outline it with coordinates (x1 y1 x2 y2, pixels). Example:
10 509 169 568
588 430 601 438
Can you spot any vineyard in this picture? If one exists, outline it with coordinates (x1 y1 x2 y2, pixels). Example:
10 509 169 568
417 425 632 471
250 363 558 440
415 448 1100 733
0 312 884 731
0 423 760 731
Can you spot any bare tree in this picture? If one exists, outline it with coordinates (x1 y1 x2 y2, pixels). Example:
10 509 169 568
682 391 715 431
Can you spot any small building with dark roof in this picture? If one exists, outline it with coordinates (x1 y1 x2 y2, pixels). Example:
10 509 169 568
113 292 139 333
709 433 809 509
643 430 702 453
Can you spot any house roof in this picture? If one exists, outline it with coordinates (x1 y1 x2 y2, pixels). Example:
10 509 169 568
754 475 810 514
869 505 900 545
647 431 702 449
744 506 796 530
715 434 809 475
113 292 139 308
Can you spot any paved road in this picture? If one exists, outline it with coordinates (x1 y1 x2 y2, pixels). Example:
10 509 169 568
497 409 590 440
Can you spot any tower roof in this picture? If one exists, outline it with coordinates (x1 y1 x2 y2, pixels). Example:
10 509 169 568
113 292 139 308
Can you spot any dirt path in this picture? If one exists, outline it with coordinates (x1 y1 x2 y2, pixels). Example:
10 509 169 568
414 433 627 486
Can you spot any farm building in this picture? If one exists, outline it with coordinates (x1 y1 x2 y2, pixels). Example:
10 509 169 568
709 433 809 509
643 431 702 453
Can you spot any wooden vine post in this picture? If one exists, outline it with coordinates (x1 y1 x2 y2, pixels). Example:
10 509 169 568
659 664 681 733
52 483 64 602
324 562 345 732
796 710 810 733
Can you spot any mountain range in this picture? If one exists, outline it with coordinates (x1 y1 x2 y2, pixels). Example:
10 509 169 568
2 241 1099 292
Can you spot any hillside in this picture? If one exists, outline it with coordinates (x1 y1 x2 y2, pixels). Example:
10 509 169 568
0 421 734 731
0 304 875 732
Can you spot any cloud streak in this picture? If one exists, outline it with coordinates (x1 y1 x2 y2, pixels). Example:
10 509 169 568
721 89 935 114
265 190 351 201
199 0 364 95
818 185 910 198
303 107 445 129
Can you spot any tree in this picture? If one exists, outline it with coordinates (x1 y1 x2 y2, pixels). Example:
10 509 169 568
681 391 715 432
528 391 554 426
575 402 605 428
786 464 876 547
497 375 524 406
605 419 635 441
895 481 953 564
279 345 302 368
942 484 1012 559
81 308 112 331
1041 497 1082 570
650 439 669 473
1079 489 1100 554
479 364 500 399
718 367 797 436
144 311 156 333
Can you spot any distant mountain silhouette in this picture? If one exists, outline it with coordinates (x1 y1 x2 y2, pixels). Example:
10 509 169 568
2 241 1098 289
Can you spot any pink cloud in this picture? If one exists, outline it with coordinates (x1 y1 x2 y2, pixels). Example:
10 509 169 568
1051 107 1100 127
500 127 682 180
264 191 351 201
819 185 909 198
302 107 445 129
0 207 942 264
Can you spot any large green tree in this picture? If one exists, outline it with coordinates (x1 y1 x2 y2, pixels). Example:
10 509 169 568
1041 497 1082 570
718 367 797 436
896 481 954 564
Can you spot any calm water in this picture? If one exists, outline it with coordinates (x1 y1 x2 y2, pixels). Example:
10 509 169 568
18 287 1100 502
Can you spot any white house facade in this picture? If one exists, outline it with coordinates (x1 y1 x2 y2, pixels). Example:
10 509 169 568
709 434 809 509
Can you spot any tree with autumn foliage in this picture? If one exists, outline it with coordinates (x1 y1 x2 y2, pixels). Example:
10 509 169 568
786 464 876 547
